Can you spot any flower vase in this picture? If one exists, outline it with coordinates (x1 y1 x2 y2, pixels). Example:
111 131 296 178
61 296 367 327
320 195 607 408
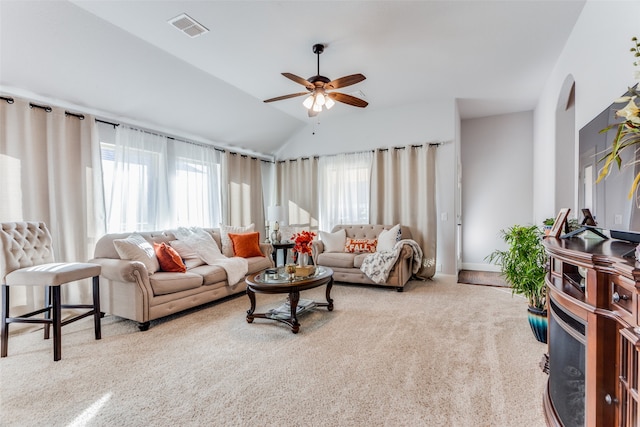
298 253 308 267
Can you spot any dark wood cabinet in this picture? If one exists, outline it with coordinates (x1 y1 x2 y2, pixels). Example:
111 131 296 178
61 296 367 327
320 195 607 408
543 237 639 426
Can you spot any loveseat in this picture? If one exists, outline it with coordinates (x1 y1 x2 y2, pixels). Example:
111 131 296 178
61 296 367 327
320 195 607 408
90 228 272 330
311 224 421 291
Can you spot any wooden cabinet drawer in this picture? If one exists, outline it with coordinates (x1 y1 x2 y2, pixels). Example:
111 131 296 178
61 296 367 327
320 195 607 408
610 276 636 325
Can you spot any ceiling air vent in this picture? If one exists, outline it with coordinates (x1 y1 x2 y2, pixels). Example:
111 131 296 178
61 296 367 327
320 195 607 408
350 90 367 99
168 13 209 38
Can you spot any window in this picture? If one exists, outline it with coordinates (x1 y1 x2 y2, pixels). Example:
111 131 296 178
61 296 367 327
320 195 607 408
98 123 221 232
318 152 373 231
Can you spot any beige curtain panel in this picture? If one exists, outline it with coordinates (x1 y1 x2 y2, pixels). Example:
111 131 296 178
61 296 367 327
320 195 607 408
370 144 437 279
276 157 319 230
0 97 103 331
222 151 266 232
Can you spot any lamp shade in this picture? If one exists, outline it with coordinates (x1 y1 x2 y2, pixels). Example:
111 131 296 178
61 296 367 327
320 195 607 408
267 205 285 223
325 97 335 109
302 95 314 109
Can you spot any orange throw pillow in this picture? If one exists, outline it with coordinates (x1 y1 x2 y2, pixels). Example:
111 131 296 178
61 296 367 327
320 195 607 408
153 242 187 273
228 232 264 258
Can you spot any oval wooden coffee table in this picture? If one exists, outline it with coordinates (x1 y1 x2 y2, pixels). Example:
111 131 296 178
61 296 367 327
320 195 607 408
245 266 334 333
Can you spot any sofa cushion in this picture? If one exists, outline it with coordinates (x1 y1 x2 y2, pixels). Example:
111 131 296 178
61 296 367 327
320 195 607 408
188 264 227 286
154 242 187 273
353 253 370 269
317 252 358 269
319 228 346 253
377 224 401 252
229 232 263 258
246 255 273 274
344 238 377 253
220 223 255 257
149 271 203 295
113 233 160 274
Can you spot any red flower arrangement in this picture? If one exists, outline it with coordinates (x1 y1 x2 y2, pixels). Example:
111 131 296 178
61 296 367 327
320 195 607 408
291 230 316 255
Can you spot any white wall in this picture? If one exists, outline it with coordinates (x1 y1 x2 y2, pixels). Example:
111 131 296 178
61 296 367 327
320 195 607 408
276 100 455 158
534 0 640 225
276 99 460 275
461 111 534 271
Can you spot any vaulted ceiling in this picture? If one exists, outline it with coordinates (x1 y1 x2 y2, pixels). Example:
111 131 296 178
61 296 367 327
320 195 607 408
0 0 586 156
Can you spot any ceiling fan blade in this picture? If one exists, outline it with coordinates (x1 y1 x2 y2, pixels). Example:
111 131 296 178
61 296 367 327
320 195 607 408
328 92 368 108
282 73 314 90
263 92 309 103
325 74 366 90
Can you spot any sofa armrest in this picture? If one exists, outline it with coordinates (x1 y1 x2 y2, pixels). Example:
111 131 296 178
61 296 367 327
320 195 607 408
311 240 324 265
89 258 150 284
259 243 274 260
397 244 413 260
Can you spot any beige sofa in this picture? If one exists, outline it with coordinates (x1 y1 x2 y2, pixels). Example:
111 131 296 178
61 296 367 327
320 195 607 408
311 224 418 291
90 228 272 330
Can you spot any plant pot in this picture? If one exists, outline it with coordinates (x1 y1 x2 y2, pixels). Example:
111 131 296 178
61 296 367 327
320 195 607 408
527 305 548 344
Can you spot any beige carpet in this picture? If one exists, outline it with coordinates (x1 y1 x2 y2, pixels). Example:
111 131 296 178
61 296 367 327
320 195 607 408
0 275 547 427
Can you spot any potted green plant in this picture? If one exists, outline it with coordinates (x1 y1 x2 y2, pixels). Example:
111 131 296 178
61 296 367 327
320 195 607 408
543 218 555 236
487 224 547 343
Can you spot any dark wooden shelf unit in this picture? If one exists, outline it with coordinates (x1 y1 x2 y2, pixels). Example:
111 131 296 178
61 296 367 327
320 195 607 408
543 237 640 426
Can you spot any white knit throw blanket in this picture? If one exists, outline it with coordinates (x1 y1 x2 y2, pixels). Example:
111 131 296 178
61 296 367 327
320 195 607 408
209 257 248 286
360 239 423 284
175 227 248 286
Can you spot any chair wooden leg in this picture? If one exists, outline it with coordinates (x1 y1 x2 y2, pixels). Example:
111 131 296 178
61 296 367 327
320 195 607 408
92 276 101 340
1 285 9 358
44 286 51 340
52 286 61 361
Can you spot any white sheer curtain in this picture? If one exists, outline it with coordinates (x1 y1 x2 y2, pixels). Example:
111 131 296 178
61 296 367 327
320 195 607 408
169 139 222 228
261 160 276 220
318 151 373 232
0 96 103 327
98 124 224 232
221 152 265 234
100 125 170 232
370 144 437 278
276 157 319 230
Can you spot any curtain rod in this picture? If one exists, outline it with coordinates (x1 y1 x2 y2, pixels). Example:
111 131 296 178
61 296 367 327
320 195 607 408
65 111 85 120
96 118 119 127
277 142 442 162
29 102 52 113
95 117 227 153
9 99 85 120
93 117 276 161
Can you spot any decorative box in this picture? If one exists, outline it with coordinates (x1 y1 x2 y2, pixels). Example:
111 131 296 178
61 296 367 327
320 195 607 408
295 265 315 277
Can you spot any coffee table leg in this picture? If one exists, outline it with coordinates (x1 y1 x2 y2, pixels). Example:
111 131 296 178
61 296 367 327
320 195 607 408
326 277 334 311
289 290 300 334
246 288 256 323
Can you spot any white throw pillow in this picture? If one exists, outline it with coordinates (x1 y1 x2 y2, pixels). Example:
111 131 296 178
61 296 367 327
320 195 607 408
377 224 401 252
219 223 255 257
113 233 160 274
169 240 199 260
174 227 224 265
319 229 347 253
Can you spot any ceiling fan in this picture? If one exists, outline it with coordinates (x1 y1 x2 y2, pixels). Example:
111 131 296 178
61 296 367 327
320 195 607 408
263 43 368 117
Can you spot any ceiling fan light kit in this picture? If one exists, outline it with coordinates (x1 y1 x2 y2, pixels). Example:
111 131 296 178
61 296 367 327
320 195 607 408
264 43 368 116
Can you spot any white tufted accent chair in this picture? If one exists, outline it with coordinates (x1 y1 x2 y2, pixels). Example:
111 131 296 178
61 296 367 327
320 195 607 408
0 222 102 361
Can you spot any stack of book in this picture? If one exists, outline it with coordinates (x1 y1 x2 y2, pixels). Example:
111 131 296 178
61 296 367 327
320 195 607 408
267 298 316 319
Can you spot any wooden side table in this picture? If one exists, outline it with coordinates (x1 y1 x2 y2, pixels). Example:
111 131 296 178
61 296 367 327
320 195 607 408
271 241 294 266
